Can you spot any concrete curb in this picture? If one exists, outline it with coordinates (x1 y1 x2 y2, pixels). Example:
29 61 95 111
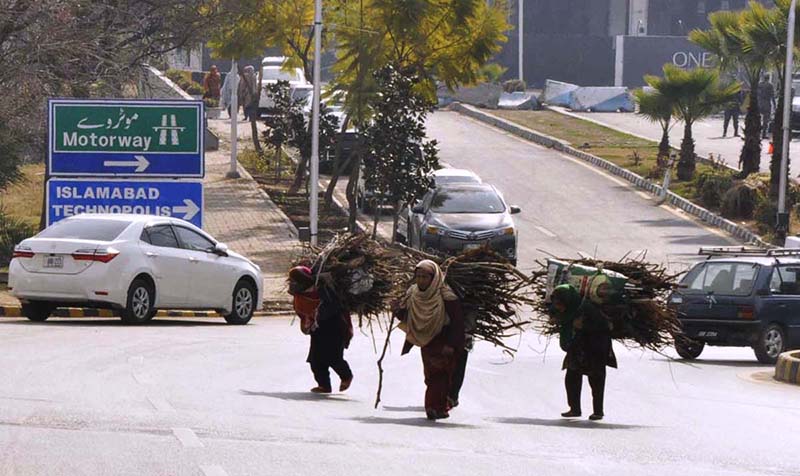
0 306 286 319
449 102 769 247
775 351 800 385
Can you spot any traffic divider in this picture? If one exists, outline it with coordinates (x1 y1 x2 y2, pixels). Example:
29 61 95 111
775 351 800 385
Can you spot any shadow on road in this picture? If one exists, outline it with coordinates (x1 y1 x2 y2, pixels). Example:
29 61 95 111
651 358 767 368
667 234 735 247
239 390 354 403
492 417 648 430
0 319 227 327
350 416 480 429
381 405 426 413
632 218 697 229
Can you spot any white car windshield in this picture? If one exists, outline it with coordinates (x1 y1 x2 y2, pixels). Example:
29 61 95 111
38 219 132 241
431 189 505 214
262 67 299 82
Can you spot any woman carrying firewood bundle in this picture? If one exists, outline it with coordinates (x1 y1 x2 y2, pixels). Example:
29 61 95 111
288 266 354 394
549 283 617 421
392 260 465 421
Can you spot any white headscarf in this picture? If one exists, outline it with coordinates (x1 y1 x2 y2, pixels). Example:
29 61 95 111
399 260 458 347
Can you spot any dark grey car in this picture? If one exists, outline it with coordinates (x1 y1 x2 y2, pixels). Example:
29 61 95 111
398 183 521 264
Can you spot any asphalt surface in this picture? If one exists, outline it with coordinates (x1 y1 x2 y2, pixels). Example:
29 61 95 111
425 111 736 274
0 316 798 476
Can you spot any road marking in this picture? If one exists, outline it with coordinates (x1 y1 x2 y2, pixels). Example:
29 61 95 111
534 225 557 238
147 396 174 412
200 466 229 476
172 427 203 448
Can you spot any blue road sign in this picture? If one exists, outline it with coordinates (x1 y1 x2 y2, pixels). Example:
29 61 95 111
48 99 204 178
47 179 204 228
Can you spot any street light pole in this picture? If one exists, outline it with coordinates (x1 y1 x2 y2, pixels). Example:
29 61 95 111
778 0 797 242
310 0 322 246
518 0 523 82
227 59 241 179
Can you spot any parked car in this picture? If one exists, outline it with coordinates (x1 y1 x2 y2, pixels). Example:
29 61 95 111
397 183 520 264
669 247 800 364
430 168 482 187
258 56 309 117
9 214 263 325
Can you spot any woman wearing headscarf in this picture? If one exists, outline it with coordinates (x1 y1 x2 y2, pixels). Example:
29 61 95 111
203 65 221 100
393 260 465 420
549 284 617 421
239 65 258 121
288 266 354 394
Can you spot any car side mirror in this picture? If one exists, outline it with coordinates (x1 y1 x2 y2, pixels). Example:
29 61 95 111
214 242 229 256
510 206 521 215
411 205 425 214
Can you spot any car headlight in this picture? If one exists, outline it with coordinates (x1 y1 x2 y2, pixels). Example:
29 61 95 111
425 225 445 236
496 226 515 237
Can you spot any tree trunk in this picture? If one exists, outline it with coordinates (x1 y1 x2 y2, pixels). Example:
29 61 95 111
770 83 786 199
391 202 401 243
289 120 313 194
658 125 670 160
676 121 695 181
739 91 762 178
274 145 282 183
250 66 264 154
324 117 351 207
346 151 362 233
371 198 380 239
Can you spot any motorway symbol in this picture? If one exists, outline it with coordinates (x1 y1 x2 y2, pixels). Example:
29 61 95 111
48 99 204 178
47 178 204 228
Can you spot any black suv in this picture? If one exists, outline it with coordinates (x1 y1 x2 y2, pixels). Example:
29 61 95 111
669 247 800 364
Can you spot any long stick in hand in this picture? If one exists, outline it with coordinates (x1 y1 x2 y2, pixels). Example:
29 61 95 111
374 314 395 409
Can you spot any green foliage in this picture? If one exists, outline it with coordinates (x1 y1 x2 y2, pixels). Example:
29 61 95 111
721 180 765 220
477 63 507 84
362 65 440 212
0 209 36 267
203 97 220 108
754 194 778 234
697 171 734 209
165 69 204 95
0 121 23 191
502 79 526 93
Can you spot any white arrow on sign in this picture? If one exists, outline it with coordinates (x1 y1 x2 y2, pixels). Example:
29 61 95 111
103 155 150 172
172 199 200 221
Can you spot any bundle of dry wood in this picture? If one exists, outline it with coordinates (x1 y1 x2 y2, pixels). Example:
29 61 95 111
299 234 534 350
530 256 684 351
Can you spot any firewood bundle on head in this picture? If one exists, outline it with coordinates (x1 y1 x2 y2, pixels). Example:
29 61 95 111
531 256 684 352
299 234 534 350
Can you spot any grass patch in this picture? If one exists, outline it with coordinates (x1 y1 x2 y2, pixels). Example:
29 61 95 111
239 148 349 244
0 163 45 229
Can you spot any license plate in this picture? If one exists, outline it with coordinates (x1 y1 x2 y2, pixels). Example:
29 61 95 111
697 330 719 338
44 256 63 269
464 244 481 251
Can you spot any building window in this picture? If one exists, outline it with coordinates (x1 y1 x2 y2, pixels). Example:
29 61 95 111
697 1 706 15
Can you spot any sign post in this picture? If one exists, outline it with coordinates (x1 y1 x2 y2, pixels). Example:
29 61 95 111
47 98 205 227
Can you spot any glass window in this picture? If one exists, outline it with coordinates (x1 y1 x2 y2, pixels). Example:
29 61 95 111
38 219 131 241
262 67 299 82
145 225 180 249
769 265 800 295
430 189 506 214
174 226 215 252
683 262 759 296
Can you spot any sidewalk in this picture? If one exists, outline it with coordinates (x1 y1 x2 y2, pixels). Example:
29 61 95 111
205 116 301 306
566 109 799 177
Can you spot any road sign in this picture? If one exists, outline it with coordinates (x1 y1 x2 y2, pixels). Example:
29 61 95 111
47 179 203 228
48 99 204 177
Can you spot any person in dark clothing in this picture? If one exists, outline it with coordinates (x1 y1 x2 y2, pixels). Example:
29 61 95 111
448 306 476 408
758 77 775 139
723 89 744 137
393 260 465 421
288 266 354 394
550 284 617 421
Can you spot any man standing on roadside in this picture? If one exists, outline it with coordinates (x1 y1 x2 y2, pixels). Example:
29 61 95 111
723 88 744 138
758 75 775 140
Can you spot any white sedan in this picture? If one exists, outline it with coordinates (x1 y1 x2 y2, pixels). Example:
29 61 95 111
9 214 263 324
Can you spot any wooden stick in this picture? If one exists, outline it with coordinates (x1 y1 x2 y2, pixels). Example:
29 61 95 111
374 315 395 409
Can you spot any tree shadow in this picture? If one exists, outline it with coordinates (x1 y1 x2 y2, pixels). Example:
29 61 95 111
491 417 649 430
350 416 480 429
239 390 354 402
650 357 767 368
0 319 227 327
381 405 426 413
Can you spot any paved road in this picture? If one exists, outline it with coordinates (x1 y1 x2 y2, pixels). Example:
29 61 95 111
571 110 800 177
0 316 798 475
425 112 735 274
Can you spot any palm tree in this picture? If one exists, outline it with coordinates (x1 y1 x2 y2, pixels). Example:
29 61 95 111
633 88 674 162
691 8 766 178
645 65 741 181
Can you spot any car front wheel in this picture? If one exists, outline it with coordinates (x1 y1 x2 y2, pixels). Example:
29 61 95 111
225 280 255 325
22 301 54 322
754 323 786 364
121 279 155 324
675 337 705 360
